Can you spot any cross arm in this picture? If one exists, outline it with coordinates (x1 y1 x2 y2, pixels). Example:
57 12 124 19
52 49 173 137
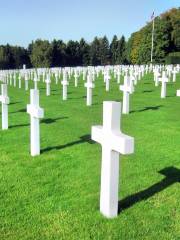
91 125 103 144
0 95 9 104
27 104 44 119
110 131 134 154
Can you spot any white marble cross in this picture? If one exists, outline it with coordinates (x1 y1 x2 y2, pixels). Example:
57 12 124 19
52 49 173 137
85 74 95 106
154 70 160 87
61 71 69 100
104 73 111 91
13 74 16 87
74 71 79 87
45 74 51 96
159 71 169 98
0 84 10 130
25 74 29 91
34 75 39 90
91 101 134 218
27 89 44 156
117 69 121 84
119 76 134 114
172 69 177 82
18 74 22 89
55 72 59 84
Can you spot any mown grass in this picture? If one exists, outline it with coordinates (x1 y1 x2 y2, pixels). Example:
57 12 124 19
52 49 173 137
0 72 179 240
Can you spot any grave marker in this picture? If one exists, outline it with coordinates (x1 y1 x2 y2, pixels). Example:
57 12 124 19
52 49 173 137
91 101 134 218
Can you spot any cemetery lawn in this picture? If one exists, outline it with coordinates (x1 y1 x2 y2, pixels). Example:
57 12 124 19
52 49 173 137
0 73 179 240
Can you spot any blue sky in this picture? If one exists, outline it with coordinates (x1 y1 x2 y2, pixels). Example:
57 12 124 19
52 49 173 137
0 0 179 47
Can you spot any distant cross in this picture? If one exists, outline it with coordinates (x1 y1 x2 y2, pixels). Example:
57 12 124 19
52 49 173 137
55 72 58 84
159 71 169 98
27 89 44 156
117 69 121 84
119 76 134 114
74 71 79 87
104 73 111 91
13 74 16 87
85 74 95 106
172 69 177 82
61 71 69 100
18 74 22 89
91 101 134 218
34 75 39 90
0 84 10 130
25 74 29 91
154 70 160 87
45 74 51 96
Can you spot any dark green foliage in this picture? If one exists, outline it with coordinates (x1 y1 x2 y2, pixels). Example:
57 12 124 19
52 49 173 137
65 40 81 66
165 52 180 64
110 35 118 64
128 7 180 64
51 40 66 67
116 36 126 64
89 37 101 66
99 36 110 65
30 39 53 68
79 38 90 66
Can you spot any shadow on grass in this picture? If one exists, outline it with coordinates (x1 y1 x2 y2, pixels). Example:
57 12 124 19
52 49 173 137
167 94 176 98
10 108 26 114
41 134 94 153
142 90 153 93
118 166 180 213
69 95 97 100
9 101 21 105
41 117 68 124
9 123 29 128
130 105 163 113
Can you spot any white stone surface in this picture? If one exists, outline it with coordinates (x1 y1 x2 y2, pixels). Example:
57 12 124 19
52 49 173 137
91 101 134 218
85 74 95 106
120 76 134 114
27 89 44 156
0 84 9 130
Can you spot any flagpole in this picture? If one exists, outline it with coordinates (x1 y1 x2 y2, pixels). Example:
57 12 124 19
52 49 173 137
150 14 155 63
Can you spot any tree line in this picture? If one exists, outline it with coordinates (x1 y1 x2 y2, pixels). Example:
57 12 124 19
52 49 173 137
0 8 179 69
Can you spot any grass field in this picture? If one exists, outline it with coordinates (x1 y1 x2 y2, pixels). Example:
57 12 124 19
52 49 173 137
0 72 179 240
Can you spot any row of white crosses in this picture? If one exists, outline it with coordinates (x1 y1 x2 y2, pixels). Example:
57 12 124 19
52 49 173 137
153 65 179 98
0 64 179 219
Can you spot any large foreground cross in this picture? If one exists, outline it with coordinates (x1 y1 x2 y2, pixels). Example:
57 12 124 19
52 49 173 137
91 101 134 218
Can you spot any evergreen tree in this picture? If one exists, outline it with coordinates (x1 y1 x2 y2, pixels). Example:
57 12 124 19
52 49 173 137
99 36 110 65
110 35 118 64
79 38 90 66
116 36 126 64
89 37 101 66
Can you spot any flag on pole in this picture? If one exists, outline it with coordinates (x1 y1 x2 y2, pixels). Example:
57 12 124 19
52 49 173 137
151 11 155 20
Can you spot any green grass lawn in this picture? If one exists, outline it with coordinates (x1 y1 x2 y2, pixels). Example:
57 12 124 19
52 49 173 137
0 73 179 240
